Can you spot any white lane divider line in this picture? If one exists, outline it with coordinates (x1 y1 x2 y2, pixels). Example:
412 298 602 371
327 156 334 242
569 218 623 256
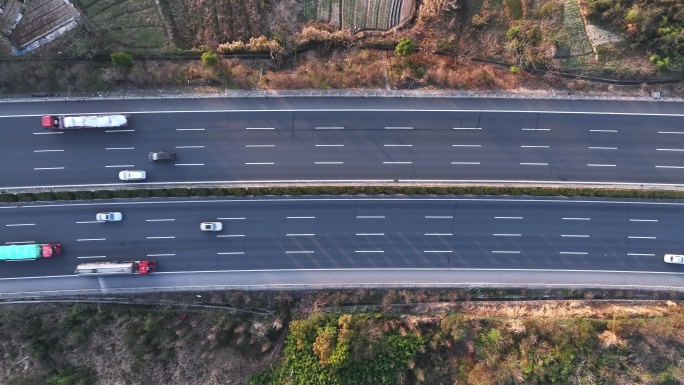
218 217 246 220
78 256 106 259
452 144 481 147
588 147 618 150
357 216 385 219
105 165 134 168
451 162 480 165
245 162 275 165
146 236 176 239
76 221 101 224
246 145 275 147
385 126 413 130
383 161 412 164
5 241 34 244
658 131 684 134
628 236 657 239
147 253 175 257
286 251 315 254
33 131 63 135
356 233 384 236
34 167 65 170
218 251 245 255
78 238 106 241
315 161 344 165
176 128 205 131
355 250 384 253
630 219 658 222
627 253 655 256
561 234 590 238
560 252 588 255
175 164 205 166
384 144 413 147
34 149 64 152
316 126 344 130
287 216 315 219
587 164 616 167
105 129 134 133
424 250 453 253
425 216 453 219
522 128 550 131
246 127 275 130
453 127 481 130
493 234 521 237
521 145 549 148
286 234 316 237
590 129 618 133
495 217 523 219
563 217 590 220
425 233 453 236
492 250 520 254
217 234 246 238
175 145 205 149
656 148 684 151
315 144 344 147
655 165 684 169
146 219 175 222
520 162 548 166
5 223 35 227
106 147 134 150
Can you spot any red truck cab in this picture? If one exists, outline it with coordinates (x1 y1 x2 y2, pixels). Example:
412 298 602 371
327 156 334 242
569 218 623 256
41 244 62 257
138 260 156 274
42 115 57 128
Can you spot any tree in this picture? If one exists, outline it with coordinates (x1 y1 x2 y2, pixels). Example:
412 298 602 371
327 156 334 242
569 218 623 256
201 52 219 67
110 52 133 67
395 38 417 57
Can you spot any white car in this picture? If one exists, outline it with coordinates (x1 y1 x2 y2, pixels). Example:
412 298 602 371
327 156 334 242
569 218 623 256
200 222 223 232
96 212 123 222
119 170 146 181
664 254 684 264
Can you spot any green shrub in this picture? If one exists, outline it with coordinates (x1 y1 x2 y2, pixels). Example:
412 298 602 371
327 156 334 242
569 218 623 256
110 52 133 67
395 38 417 57
201 51 219 67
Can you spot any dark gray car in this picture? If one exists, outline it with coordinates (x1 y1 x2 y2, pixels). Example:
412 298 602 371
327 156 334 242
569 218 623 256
148 151 176 161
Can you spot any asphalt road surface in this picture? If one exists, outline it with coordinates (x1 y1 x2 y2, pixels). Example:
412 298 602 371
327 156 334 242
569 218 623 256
1 197 683 281
1 97 684 189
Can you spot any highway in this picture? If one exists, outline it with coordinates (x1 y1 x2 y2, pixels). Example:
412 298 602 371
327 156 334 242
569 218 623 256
1 97 684 189
1 197 683 281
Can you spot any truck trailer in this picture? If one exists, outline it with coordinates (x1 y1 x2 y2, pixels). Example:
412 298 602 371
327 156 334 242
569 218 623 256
42 114 129 129
0 244 62 261
74 260 156 275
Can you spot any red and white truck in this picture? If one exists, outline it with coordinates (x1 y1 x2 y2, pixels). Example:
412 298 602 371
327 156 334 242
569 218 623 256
74 260 156 275
42 114 129 129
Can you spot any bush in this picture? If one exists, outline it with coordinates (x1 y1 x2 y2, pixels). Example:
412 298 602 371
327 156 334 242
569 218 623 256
201 52 219 67
395 38 417 57
110 52 133 67
45 365 96 385
510 65 520 74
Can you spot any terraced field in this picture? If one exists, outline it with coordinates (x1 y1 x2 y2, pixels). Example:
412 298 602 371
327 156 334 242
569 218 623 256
303 0 413 30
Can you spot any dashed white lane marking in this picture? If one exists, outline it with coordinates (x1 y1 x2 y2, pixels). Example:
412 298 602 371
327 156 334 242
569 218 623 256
630 219 658 222
316 126 344 130
5 259 35 262
147 253 175 257
246 145 275 147
656 148 684 151
452 144 481 147
315 144 344 147
175 163 205 166
453 127 481 130
34 149 64 152
175 145 205 149
521 145 549 148
425 233 453 236
105 129 134 133
76 221 100 224
356 233 384 236
425 216 453 219
5 223 35 227
218 217 246 220
315 162 344 165
492 250 520 254
146 236 175 239
628 236 657 239
587 164 616 167
493 234 521 237
590 129 618 133
357 216 385 219
424 250 453 253
451 162 480 165
176 128 205 131
217 234 245 237
286 234 315 237
5 241 34 244
106 147 134 150
77 256 106 259
384 144 413 147
658 131 684 134
563 217 590 220
520 163 548 166
245 127 275 130
245 162 275 165
105 165 133 168
385 127 413 130
383 161 412 164
286 251 315 254
495 217 523 219
146 219 175 222
287 216 315 219
522 128 550 131
355 250 384 253
560 252 588 255
33 131 63 135
588 147 617 150
561 234 589 238
655 165 684 169
627 253 655 256
218 252 245 255
78 238 106 241
34 167 65 170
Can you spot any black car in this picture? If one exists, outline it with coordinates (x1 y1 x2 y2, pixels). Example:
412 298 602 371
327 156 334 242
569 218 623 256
148 151 176 161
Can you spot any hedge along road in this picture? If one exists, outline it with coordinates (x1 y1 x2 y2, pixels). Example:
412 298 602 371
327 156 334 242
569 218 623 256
1 97 684 190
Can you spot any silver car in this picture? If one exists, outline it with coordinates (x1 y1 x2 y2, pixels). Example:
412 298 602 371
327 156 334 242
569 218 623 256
96 212 123 222
664 254 684 264
200 222 223 232
119 170 146 181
